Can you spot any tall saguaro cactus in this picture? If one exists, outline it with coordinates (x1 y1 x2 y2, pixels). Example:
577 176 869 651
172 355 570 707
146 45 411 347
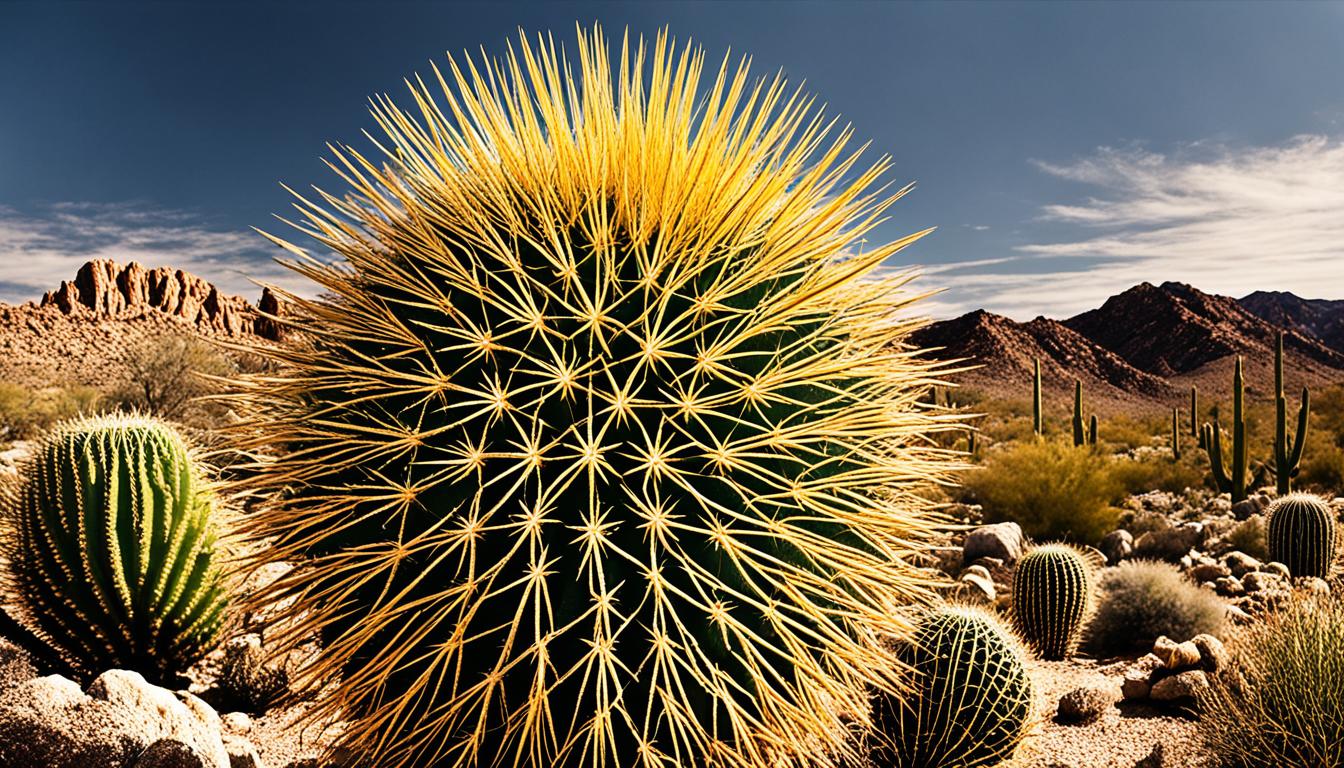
2 414 228 684
1203 357 1250 503
1171 407 1182 461
1191 386 1203 447
225 29 958 768
1272 331 1310 495
1033 359 1043 436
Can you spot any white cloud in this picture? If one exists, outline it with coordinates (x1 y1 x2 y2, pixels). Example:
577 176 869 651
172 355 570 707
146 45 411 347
979 135 1344 318
0 202 320 305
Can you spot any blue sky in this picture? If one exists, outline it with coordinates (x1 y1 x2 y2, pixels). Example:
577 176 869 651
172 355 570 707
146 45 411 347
2 1 1342 319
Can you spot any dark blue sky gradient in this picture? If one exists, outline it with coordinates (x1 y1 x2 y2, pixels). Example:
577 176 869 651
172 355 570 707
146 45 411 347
2 1 1341 315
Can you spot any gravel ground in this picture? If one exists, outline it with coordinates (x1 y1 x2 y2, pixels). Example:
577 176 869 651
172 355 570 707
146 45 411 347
1007 656 1211 768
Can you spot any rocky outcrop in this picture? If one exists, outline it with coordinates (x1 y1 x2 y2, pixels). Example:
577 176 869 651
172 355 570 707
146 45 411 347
39 259 282 342
0 669 256 768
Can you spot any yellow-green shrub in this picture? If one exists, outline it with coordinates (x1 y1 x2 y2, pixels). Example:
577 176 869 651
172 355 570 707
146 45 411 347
0 383 103 441
963 440 1122 544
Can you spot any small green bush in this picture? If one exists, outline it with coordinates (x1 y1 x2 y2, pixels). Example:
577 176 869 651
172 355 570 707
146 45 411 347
0 383 103 441
1201 595 1344 767
1110 453 1208 495
1085 560 1225 656
1223 515 1268 560
114 334 235 425
1297 428 1344 493
963 440 1122 544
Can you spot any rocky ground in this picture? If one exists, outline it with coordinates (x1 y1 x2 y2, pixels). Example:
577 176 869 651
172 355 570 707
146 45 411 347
2 428 1340 766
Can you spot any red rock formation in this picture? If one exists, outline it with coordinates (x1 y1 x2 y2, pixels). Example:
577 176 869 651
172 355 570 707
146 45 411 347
39 259 282 341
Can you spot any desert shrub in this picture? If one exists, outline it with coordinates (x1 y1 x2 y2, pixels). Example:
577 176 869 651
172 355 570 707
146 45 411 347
1223 514 1268 560
1297 427 1344 493
1097 413 1168 452
0 383 104 441
1110 453 1207 495
1201 595 1344 767
1085 560 1224 656
211 635 289 714
964 439 1122 543
115 333 234 425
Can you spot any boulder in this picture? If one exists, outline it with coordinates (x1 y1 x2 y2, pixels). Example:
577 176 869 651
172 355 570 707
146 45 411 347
956 565 996 603
1152 636 1201 670
0 670 229 768
1149 670 1210 702
134 739 210 768
1224 551 1261 578
1099 529 1133 564
962 522 1024 565
1057 684 1113 723
1189 562 1230 583
1192 634 1228 673
1134 523 1204 562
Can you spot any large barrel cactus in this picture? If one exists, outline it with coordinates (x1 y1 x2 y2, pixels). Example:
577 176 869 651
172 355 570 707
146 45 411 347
227 28 958 768
870 605 1035 768
1267 493 1337 578
1012 544 1094 660
2 414 228 683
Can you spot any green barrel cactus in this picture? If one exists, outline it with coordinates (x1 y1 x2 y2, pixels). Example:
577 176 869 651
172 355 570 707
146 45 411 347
2 413 228 684
1012 544 1094 660
1267 493 1337 578
226 28 959 768
870 605 1035 768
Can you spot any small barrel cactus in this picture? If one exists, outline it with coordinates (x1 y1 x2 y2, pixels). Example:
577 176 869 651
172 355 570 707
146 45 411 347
1012 544 1094 660
870 604 1035 768
2 414 228 683
1267 493 1337 578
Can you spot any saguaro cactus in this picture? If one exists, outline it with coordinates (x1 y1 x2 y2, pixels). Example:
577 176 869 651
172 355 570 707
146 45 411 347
1267 493 1336 578
869 605 1035 768
1272 332 1310 495
1033 358 1043 436
1072 380 1085 447
2 414 228 683
1171 407 1182 461
1203 357 1250 503
1190 385 1202 446
1012 544 1094 660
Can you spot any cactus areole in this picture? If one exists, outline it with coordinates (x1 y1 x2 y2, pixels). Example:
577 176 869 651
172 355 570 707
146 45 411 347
228 29 957 768
4 414 227 684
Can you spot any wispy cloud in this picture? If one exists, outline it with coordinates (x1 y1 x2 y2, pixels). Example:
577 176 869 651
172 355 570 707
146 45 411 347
0 202 318 304
912 135 1344 320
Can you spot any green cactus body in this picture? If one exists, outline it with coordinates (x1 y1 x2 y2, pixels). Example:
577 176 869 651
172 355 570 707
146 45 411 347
1088 413 1098 446
1033 359 1043 436
870 605 1034 768
1204 357 1250 503
1267 493 1336 578
1171 407 1182 461
4 414 227 683
1273 332 1310 496
1191 386 1200 442
224 29 958 768
1072 380 1085 447
1012 544 1093 660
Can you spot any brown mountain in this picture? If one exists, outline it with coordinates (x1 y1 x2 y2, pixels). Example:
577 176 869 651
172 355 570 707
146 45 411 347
1064 282 1344 378
915 281 1344 412
1239 290 1344 354
0 259 283 390
910 309 1171 407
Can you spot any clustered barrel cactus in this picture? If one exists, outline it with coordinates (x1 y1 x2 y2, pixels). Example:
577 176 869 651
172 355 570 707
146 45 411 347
1267 493 1337 578
227 29 958 768
1012 544 1095 660
1 413 228 684
869 605 1035 768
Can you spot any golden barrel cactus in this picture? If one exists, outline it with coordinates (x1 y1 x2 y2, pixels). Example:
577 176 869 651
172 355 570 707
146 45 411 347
230 28 958 768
